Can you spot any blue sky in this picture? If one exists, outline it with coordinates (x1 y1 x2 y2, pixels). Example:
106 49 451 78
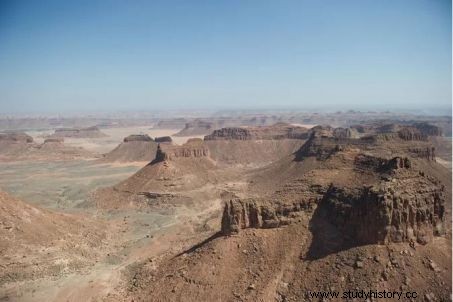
0 0 451 114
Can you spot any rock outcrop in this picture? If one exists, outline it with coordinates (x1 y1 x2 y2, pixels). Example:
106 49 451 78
123 134 153 142
112 139 216 194
204 123 310 141
295 132 370 160
100 134 158 163
221 198 312 235
154 136 173 143
151 140 210 164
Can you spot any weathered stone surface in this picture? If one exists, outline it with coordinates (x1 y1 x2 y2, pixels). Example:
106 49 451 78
221 199 262 234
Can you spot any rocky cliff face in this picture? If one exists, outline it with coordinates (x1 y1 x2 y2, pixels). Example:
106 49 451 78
150 141 210 164
320 164 445 245
204 123 311 141
397 127 428 141
221 198 309 235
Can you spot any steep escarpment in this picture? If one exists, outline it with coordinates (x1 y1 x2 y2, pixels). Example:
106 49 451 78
222 155 446 246
221 198 310 234
49 126 108 138
226 122 449 245
319 157 445 245
203 123 310 167
204 123 310 140
100 134 159 163
295 123 442 162
93 139 219 210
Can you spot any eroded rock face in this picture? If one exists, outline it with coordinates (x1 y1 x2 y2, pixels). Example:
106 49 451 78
320 158 445 245
221 198 311 235
221 199 261 234
123 134 153 142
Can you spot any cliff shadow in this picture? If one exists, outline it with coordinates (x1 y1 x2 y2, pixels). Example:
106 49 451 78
304 201 359 260
174 232 222 258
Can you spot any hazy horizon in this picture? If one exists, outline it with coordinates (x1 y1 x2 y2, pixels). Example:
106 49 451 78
0 0 451 114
